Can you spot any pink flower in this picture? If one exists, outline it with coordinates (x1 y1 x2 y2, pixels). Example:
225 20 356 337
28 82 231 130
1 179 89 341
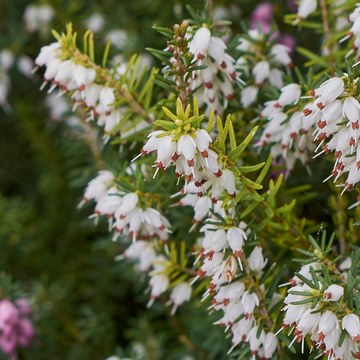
250 3 274 24
0 298 35 355
14 299 32 316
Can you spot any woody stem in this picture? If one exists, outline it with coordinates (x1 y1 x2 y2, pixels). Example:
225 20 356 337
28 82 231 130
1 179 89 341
319 0 335 74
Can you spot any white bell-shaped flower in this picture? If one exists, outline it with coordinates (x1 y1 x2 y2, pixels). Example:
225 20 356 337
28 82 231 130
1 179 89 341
318 311 338 341
342 314 360 343
195 129 212 157
99 87 115 114
252 61 270 85
248 246 268 271
263 332 278 359
297 0 317 20
177 134 197 166
83 170 114 202
149 274 169 299
270 44 292 67
247 326 265 354
169 282 192 315
191 27 211 60
227 226 247 257
323 284 344 301
240 86 258 108
156 135 177 169
241 291 259 318
277 84 301 107
115 193 139 219
297 308 321 333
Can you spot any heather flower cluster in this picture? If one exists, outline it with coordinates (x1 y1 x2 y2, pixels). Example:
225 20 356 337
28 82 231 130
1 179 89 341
310 74 360 193
117 240 193 311
0 299 35 357
33 37 148 143
256 82 317 177
341 4 360 56
237 29 293 108
79 170 171 244
0 49 15 112
23 3 54 35
23 2 360 359
189 209 279 358
133 99 237 201
187 26 241 117
280 261 360 360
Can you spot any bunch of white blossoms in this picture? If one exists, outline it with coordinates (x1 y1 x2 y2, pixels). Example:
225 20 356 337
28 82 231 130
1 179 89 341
294 0 317 24
256 83 317 177
189 211 278 358
310 75 360 193
341 4 360 56
79 170 171 243
117 241 192 312
0 49 15 111
23 4 54 34
187 26 241 117
134 100 237 202
33 42 140 142
279 271 360 360
237 29 292 108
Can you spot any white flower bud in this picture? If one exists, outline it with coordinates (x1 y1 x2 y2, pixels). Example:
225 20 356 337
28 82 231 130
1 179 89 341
83 171 114 202
247 326 265 354
269 68 284 89
314 77 344 107
248 246 268 271
94 186 123 216
156 136 176 169
241 291 259 318
277 84 301 107
227 226 247 257
149 274 169 299
221 256 238 283
318 311 338 341
240 86 258 108
342 314 360 342
99 87 115 114
252 61 270 85
208 229 227 253
195 129 212 158
323 284 344 301
343 97 360 129
191 27 211 60
193 196 212 223
270 44 292 67
170 282 192 306
297 0 317 20
263 332 278 359
297 308 321 333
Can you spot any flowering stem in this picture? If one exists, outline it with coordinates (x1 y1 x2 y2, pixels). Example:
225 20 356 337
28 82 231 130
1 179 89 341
243 257 275 331
173 46 189 109
319 0 335 74
69 48 153 124
118 86 153 124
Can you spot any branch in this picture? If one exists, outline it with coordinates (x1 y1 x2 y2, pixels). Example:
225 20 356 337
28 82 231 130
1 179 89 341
70 48 153 124
242 256 275 331
319 0 335 74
